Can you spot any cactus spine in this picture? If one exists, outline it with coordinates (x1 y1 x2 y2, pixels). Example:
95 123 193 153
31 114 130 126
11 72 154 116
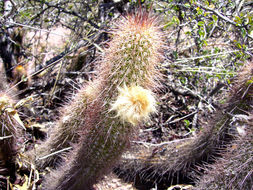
41 11 163 190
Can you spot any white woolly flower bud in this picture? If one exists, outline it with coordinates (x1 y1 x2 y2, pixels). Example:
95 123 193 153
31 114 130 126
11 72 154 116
0 93 13 110
110 84 157 126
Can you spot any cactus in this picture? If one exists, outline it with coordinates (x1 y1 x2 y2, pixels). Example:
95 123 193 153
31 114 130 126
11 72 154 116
116 63 253 188
194 115 253 190
0 92 22 176
39 11 163 190
194 63 253 190
29 79 102 169
0 63 23 177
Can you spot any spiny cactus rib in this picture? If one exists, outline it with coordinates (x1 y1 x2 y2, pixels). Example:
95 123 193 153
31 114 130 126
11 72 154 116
116 63 253 186
29 79 102 169
42 11 163 190
194 115 253 190
194 63 253 190
99 11 163 90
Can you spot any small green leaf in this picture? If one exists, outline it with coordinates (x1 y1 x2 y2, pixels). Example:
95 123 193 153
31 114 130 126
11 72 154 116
241 28 246 38
212 15 218 22
184 119 190 127
236 43 242 49
184 3 191 8
198 21 205 26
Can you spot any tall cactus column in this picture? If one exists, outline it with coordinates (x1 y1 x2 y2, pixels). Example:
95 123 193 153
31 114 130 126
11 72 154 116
0 92 22 177
42 11 164 190
31 79 102 169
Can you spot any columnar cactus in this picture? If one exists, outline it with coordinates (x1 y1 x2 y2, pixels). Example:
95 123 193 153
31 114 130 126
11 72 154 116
100 11 163 89
195 116 253 190
41 11 164 190
0 92 22 176
31 79 102 169
194 63 253 190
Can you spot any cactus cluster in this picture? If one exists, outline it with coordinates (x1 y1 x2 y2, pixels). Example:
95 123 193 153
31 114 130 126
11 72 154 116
31 11 164 190
116 63 253 188
1 7 251 190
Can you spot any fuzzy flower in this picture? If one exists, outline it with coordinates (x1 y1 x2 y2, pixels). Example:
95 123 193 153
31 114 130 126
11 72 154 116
0 93 13 110
110 84 157 126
